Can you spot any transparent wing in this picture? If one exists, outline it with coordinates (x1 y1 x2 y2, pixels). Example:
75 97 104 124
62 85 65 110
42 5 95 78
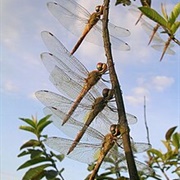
45 137 102 164
35 90 92 117
41 31 89 78
49 66 137 129
129 5 175 55
46 137 153 174
47 2 88 38
141 23 175 55
131 142 152 153
102 106 138 125
47 2 130 51
41 31 108 98
44 107 104 142
50 0 90 21
117 156 153 175
151 44 175 55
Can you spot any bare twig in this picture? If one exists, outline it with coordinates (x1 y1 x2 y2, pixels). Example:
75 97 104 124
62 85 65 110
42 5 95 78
144 96 151 144
102 0 140 179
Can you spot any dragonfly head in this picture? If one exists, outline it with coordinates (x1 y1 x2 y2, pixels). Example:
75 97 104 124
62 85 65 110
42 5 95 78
110 124 121 137
96 62 107 73
95 5 104 15
102 88 114 99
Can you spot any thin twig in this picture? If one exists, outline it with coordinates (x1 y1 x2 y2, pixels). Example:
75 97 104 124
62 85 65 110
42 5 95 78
144 96 151 144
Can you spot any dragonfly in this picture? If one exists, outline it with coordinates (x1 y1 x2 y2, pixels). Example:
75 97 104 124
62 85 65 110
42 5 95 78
36 88 137 154
44 107 153 179
47 0 131 54
129 5 176 60
41 31 109 125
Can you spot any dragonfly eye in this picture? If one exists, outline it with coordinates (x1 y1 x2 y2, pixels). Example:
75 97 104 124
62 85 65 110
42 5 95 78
95 5 103 14
110 124 120 136
102 88 110 97
96 63 107 73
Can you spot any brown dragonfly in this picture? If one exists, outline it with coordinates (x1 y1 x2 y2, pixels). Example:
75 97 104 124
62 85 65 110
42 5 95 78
36 88 138 154
47 0 131 54
44 107 153 179
41 31 109 125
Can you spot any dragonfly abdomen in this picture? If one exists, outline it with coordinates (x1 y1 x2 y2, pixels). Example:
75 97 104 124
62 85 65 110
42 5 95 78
62 85 90 125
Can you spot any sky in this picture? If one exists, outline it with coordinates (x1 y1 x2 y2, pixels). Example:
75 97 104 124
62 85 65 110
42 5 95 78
1 0 180 179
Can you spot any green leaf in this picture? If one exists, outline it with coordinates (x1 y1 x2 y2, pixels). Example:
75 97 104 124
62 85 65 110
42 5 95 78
115 0 131 6
17 150 31 157
170 21 180 34
29 149 43 159
22 164 51 180
37 115 51 127
172 132 180 149
161 3 168 20
162 140 172 151
17 157 51 170
139 7 169 29
19 117 37 128
38 120 52 134
44 170 58 179
165 126 177 140
20 139 41 150
19 125 36 134
148 148 163 159
168 3 180 26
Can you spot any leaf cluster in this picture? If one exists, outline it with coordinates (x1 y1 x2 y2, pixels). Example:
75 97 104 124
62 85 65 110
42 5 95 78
141 126 180 180
17 115 65 180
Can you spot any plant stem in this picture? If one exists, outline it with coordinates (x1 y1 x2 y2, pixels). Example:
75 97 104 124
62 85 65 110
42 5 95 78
102 0 140 179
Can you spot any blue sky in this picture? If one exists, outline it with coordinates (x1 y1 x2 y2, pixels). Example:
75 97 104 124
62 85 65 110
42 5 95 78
1 0 179 179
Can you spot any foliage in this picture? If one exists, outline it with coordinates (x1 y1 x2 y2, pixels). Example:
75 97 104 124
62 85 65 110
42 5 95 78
85 126 180 180
139 2 180 60
17 115 65 180
140 126 180 180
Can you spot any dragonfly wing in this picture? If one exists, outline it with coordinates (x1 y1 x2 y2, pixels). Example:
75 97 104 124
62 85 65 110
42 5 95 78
45 137 102 164
102 106 138 125
44 107 104 142
141 23 165 43
151 44 175 55
50 0 90 19
118 157 153 175
83 25 130 51
49 66 97 102
41 31 89 78
35 90 91 118
41 52 85 85
47 2 88 37
131 142 152 153
108 22 131 37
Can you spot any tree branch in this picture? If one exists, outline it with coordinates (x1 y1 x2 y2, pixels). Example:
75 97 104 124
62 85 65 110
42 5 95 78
102 0 140 179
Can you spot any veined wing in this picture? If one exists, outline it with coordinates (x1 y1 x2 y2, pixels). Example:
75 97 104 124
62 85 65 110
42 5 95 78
35 90 92 118
45 137 102 164
41 31 108 98
41 31 88 78
48 66 137 127
129 5 175 55
47 2 130 51
141 23 175 55
131 142 152 153
36 91 112 135
44 107 104 142
51 0 131 38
